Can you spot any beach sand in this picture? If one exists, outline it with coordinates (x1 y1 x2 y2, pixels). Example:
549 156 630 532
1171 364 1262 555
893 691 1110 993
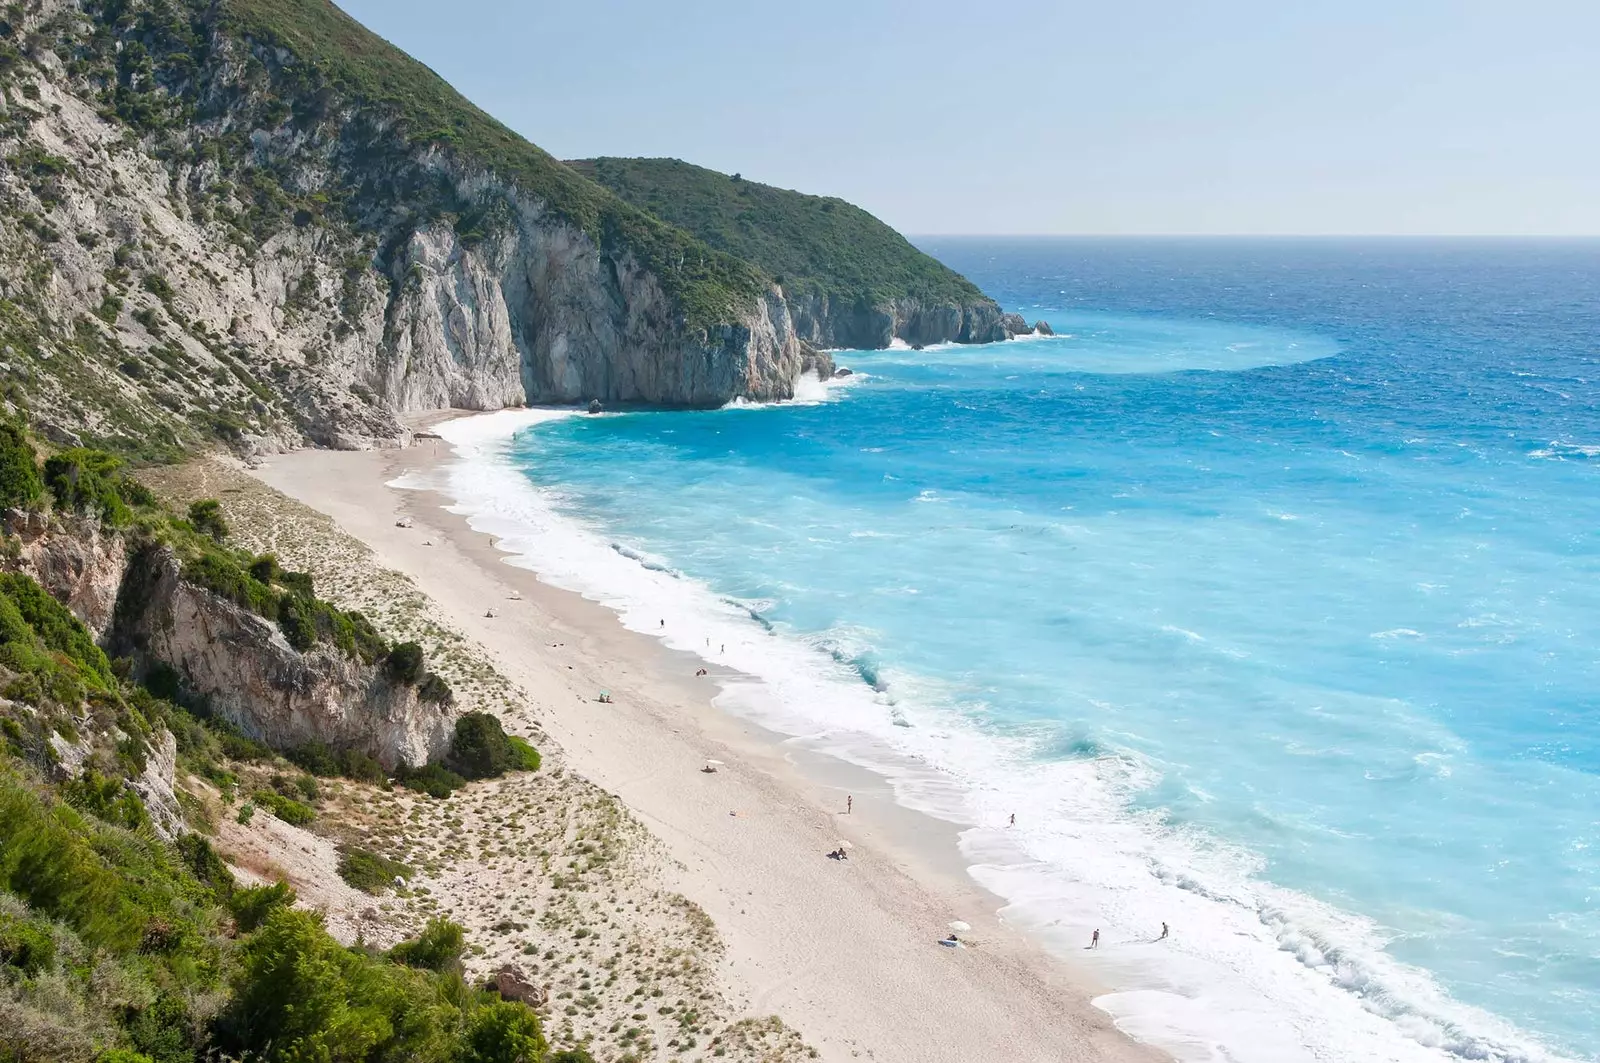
237 419 1166 1063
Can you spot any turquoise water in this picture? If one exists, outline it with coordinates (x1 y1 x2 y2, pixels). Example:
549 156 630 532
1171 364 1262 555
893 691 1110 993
466 240 1600 1061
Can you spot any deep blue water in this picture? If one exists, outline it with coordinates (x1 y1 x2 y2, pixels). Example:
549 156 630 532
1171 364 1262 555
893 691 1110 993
488 239 1600 1061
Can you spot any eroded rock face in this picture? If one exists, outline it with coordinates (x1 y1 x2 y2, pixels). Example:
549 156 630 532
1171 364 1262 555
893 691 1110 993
112 547 452 769
6 511 129 639
784 294 1029 350
132 729 184 840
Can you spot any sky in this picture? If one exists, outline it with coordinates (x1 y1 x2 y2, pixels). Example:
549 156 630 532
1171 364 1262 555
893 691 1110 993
336 0 1599 236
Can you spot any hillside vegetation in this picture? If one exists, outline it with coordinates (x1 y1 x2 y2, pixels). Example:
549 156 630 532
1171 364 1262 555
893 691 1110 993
219 0 767 328
0 420 561 1063
570 157 989 308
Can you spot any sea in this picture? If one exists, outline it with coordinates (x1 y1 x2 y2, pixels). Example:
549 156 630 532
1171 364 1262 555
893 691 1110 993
419 238 1600 1063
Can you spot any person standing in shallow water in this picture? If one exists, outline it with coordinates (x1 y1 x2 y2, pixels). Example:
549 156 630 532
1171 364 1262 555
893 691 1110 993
846 794 852 814
1090 929 1100 949
1160 922 1169 940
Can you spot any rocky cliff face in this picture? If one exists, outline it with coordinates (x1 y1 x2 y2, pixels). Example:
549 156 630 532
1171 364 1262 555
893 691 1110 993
111 546 452 769
0 1 854 456
786 293 1022 350
6 512 452 770
383 219 810 410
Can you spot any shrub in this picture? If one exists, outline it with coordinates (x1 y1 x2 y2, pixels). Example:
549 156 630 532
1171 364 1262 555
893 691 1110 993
249 553 282 583
0 910 56 974
277 592 316 650
0 420 42 510
62 769 149 830
175 833 236 902
0 572 115 689
336 845 411 894
508 737 541 773
389 917 463 972
550 1050 596 1063
252 789 315 826
385 641 425 684
285 740 387 785
230 881 296 932
448 712 539 781
395 761 465 799
187 498 229 541
417 672 453 704
42 448 136 525
182 551 277 615
285 740 339 777
462 1000 547 1063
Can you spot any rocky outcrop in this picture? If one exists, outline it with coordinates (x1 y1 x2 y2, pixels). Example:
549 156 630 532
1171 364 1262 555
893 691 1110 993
785 292 1029 350
493 965 549 1008
131 728 184 840
111 547 452 769
1034 320 1054 336
6 511 129 639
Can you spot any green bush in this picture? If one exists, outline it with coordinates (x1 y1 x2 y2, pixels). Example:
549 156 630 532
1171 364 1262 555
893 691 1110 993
417 672 454 705
62 769 149 830
42 448 141 525
182 550 278 615
187 498 229 541
252 789 315 826
448 712 540 781
0 909 56 974
508 736 541 773
277 591 317 650
395 761 465 799
0 420 43 510
176 832 236 902
389 917 463 972
0 572 114 688
285 740 387 785
385 641 425 684
230 880 296 932
337 844 412 894
462 1000 547 1063
249 553 282 583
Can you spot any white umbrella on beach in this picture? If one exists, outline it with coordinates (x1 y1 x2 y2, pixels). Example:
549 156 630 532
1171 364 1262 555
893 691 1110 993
836 839 854 850
948 920 971 933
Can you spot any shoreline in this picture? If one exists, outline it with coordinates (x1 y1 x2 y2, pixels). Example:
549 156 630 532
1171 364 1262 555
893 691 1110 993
251 415 1167 1063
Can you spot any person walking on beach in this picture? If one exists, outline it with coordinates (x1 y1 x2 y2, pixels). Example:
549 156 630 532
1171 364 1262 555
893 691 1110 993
1009 813 1015 827
846 794 853 814
1159 922 1169 941
1090 928 1100 949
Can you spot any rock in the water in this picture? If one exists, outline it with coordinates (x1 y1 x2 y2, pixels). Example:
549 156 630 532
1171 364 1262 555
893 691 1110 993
833 367 854 378
493 965 548 1007
1034 320 1054 336
587 399 603 414
999 312 1030 337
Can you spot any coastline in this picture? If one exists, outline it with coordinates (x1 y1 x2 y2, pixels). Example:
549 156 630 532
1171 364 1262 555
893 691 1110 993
249 414 1168 1063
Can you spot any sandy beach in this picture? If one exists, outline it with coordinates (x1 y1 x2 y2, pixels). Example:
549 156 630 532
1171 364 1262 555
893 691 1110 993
235 414 1166 1063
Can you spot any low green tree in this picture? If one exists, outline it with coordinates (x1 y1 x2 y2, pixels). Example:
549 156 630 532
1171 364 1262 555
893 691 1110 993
0 420 42 510
462 1001 546 1063
188 498 229 541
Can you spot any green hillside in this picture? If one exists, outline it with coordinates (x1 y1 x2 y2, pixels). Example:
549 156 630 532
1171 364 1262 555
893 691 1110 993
219 1 765 329
568 158 990 307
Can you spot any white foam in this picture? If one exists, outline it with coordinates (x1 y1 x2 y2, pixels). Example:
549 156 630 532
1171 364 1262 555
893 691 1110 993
402 410 1575 1063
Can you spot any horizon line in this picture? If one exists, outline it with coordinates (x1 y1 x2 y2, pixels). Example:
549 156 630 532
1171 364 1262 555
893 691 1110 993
907 232 1600 240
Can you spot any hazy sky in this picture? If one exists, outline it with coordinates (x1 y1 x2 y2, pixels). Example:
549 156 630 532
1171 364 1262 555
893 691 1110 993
337 0 1597 235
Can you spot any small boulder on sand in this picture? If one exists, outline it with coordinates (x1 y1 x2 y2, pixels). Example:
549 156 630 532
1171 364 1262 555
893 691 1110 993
493 964 548 1007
